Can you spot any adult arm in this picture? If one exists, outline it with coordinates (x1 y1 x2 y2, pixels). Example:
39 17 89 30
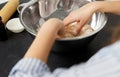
63 1 120 32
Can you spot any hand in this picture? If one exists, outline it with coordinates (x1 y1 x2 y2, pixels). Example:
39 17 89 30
63 2 97 33
39 18 64 37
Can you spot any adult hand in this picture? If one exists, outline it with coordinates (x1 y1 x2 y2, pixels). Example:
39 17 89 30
63 2 96 33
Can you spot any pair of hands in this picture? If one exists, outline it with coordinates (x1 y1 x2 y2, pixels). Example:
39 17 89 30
40 2 96 36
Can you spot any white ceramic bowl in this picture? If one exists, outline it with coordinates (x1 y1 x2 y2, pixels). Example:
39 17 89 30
6 18 24 33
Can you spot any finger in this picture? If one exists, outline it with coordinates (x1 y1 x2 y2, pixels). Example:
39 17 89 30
63 15 79 26
75 20 85 33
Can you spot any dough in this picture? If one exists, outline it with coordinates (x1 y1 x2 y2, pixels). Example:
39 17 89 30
57 23 94 39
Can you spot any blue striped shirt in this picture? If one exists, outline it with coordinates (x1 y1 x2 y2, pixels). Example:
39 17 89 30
9 40 120 77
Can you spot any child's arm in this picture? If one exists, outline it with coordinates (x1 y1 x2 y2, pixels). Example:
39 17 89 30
24 18 64 63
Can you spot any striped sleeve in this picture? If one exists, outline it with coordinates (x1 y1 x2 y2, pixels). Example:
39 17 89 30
8 58 50 77
8 40 120 77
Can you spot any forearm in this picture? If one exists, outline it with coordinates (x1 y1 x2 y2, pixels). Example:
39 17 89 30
24 19 62 63
24 29 56 63
93 1 120 15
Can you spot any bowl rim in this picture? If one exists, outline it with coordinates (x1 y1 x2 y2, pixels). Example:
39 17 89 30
19 0 38 36
19 0 108 41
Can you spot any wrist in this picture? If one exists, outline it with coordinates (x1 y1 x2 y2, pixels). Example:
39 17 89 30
85 1 104 13
91 1 108 13
90 2 100 13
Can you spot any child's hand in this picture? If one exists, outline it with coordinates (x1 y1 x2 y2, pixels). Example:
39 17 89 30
38 18 64 38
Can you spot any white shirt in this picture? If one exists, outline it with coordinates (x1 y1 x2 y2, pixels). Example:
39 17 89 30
9 40 120 77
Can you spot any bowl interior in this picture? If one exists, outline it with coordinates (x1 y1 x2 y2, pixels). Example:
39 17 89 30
19 0 107 41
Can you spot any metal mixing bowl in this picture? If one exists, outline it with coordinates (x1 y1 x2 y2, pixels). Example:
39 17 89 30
18 0 107 52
